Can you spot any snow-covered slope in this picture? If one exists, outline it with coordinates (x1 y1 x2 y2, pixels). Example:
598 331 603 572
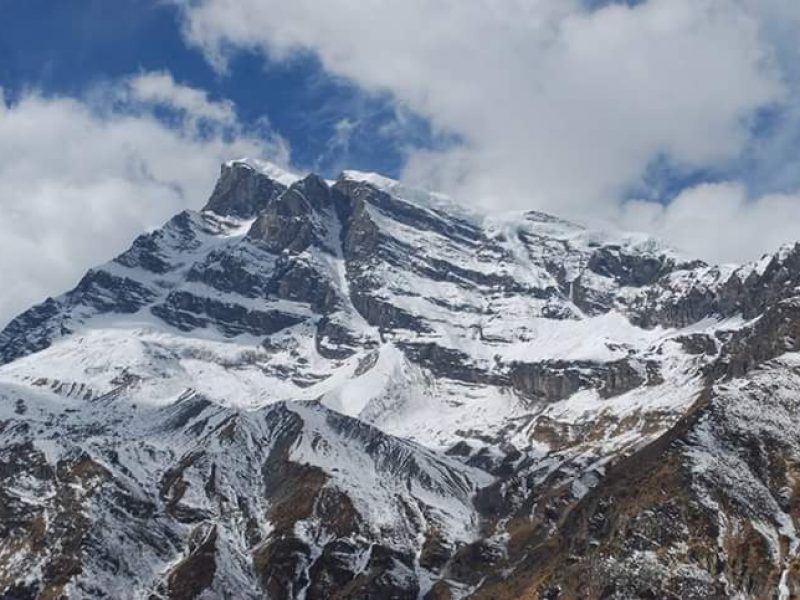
2 159 800 599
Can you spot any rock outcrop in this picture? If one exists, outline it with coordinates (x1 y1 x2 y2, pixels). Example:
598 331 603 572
2 160 800 598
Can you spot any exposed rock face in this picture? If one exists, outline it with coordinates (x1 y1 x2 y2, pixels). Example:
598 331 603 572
711 297 800 379
471 358 800 600
158 524 218 600
398 341 500 385
248 174 343 254
586 245 678 287
203 160 287 218
627 243 800 329
151 290 306 336
508 358 660 402
3 160 800 598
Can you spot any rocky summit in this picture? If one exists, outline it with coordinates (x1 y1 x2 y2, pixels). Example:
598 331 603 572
3 158 800 599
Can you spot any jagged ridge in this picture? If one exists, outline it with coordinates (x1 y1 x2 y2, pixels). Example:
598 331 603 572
2 159 800 598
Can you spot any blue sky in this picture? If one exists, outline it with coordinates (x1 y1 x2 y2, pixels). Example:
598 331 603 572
0 0 438 178
3 0 800 326
1 0 795 203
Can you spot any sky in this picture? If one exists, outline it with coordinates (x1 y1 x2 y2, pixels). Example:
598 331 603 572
2 0 800 326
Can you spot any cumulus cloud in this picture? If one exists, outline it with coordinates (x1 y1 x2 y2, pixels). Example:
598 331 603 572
0 75 289 327
619 183 800 264
126 70 237 126
177 0 800 262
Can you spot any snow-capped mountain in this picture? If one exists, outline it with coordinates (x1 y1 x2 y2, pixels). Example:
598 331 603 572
3 158 800 599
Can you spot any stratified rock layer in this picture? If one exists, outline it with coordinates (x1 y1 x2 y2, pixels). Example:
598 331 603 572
2 160 800 599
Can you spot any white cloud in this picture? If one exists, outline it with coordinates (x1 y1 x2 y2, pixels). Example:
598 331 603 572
619 183 800 264
127 70 236 126
178 1 782 205
0 76 289 327
5 0 799 332
178 0 800 261
313 117 358 172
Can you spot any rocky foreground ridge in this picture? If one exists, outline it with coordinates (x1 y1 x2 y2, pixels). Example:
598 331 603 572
3 159 800 599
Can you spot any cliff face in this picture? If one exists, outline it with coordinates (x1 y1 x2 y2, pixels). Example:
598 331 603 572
2 158 800 599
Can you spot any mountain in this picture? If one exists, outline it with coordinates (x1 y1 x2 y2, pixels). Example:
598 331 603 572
2 158 800 599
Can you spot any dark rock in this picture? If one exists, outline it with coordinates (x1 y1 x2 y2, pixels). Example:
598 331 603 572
116 211 199 273
675 333 718 356
186 243 276 298
631 244 800 328
419 530 453 573
710 297 800 379
306 539 359 599
253 534 312 600
150 290 305 336
0 298 63 365
336 184 382 262
508 358 656 402
587 246 676 287
398 341 498 384
160 525 217 600
315 317 360 359
248 174 342 254
72 269 156 314
335 177 481 245
350 292 432 334
202 161 286 218
445 441 473 458
447 540 503 585
343 544 420 600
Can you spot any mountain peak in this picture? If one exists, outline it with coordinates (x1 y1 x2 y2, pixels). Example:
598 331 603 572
339 168 399 189
224 157 302 187
3 158 800 598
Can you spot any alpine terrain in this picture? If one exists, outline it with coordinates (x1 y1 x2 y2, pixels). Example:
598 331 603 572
4 158 800 599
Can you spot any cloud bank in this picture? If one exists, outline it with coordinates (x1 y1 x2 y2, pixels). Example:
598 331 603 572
0 72 288 326
5 1 800 327
178 0 800 263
